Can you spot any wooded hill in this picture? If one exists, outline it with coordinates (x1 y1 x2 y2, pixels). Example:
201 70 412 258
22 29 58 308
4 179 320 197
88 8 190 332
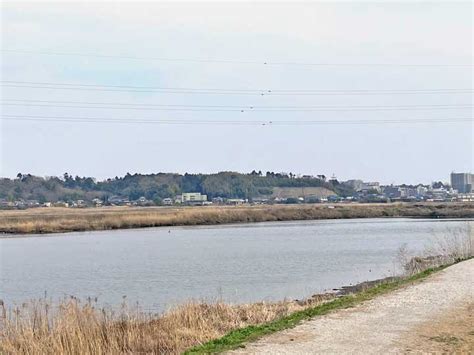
0 171 354 203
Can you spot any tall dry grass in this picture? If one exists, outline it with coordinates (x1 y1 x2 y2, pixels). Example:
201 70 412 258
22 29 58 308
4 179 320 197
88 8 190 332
398 222 473 275
0 294 332 354
1 202 473 234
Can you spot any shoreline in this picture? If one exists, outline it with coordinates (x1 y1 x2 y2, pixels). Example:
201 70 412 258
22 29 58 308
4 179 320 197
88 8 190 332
209 258 473 354
187 259 472 353
1 216 472 239
1 202 473 235
3 258 470 354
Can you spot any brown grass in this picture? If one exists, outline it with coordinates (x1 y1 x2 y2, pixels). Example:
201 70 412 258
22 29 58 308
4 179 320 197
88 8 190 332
1 203 473 235
398 222 473 275
397 302 474 354
0 294 333 354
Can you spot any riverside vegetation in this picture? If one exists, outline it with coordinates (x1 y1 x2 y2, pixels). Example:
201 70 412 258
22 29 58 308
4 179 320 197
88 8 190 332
0 202 473 234
1 229 472 354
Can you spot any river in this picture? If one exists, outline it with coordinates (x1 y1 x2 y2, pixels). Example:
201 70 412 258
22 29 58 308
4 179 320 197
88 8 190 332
0 218 471 312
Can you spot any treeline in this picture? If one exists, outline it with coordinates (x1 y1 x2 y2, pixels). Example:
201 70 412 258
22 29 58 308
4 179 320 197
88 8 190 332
0 171 353 203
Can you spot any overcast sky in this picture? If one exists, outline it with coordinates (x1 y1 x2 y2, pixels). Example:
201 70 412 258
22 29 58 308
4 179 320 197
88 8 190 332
1 1 472 184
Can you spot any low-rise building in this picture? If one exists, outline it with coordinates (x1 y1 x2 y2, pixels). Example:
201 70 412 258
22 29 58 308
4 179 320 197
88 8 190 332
344 179 364 191
251 198 269 205
212 197 224 204
383 186 402 199
162 198 173 205
360 182 381 193
92 198 103 207
108 196 130 206
455 193 474 202
345 180 381 193
416 184 429 196
0 199 13 208
181 192 207 204
226 198 246 205
53 201 69 208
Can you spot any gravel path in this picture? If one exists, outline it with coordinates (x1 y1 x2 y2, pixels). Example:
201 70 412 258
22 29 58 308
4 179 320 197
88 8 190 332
231 259 474 354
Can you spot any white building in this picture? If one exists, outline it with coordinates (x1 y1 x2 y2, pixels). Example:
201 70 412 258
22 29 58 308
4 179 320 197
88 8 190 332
416 185 428 196
162 198 173 205
360 182 381 193
181 192 207 203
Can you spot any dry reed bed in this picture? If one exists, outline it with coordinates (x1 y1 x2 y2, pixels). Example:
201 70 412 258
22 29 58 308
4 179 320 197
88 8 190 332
0 295 333 354
0 203 473 235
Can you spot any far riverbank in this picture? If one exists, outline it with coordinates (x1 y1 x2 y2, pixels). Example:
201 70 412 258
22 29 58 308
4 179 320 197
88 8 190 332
0 202 473 235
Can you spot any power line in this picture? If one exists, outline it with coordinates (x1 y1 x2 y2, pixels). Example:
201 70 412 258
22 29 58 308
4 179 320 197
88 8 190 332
3 80 473 92
1 115 261 125
2 114 472 126
2 80 471 92
3 99 473 109
2 49 472 67
1 80 271 92
2 102 472 112
2 103 240 112
2 81 472 96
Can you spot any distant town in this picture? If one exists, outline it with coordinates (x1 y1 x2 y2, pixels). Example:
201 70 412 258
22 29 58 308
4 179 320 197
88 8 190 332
0 171 472 209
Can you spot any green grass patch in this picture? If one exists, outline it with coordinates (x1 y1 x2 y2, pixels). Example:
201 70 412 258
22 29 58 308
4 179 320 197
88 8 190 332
184 264 454 354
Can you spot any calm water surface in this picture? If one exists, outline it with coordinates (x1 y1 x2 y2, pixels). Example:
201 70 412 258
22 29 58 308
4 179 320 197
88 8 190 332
0 218 471 312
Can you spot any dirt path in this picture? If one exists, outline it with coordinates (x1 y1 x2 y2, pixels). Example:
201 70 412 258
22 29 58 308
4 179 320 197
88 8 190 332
231 259 474 354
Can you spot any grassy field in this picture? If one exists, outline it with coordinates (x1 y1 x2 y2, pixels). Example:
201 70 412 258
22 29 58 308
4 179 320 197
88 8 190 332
1 202 473 234
0 262 461 355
